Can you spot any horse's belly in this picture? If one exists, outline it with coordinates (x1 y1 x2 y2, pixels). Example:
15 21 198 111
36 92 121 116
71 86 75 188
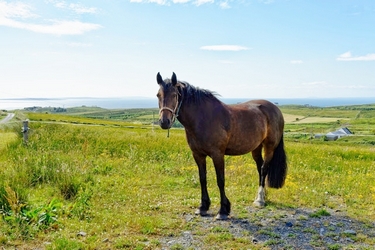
224 130 264 155
224 140 259 155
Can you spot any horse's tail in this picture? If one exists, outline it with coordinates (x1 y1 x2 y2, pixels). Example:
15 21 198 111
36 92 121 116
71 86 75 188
267 135 287 189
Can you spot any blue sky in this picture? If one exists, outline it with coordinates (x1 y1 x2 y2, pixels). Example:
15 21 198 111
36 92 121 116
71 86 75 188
1 0 375 100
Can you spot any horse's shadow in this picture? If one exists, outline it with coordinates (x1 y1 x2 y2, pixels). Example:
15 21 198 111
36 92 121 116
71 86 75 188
181 202 375 250
226 203 375 249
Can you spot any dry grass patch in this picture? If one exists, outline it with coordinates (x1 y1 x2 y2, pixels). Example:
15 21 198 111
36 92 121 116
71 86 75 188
292 117 349 124
283 114 305 123
283 113 350 124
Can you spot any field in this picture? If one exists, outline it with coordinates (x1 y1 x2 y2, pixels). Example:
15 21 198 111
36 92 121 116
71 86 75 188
0 104 375 249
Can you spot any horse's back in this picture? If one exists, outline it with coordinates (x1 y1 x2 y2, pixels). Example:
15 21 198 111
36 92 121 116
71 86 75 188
230 99 283 126
245 100 284 125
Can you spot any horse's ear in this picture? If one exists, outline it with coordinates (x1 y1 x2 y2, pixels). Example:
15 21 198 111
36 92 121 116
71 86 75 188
171 72 177 86
157 72 164 85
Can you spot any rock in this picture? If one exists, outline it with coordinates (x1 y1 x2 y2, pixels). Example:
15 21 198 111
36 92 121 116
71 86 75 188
343 229 356 235
77 231 87 237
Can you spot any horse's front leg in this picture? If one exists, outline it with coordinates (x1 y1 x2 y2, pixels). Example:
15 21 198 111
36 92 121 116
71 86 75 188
193 153 211 216
212 154 231 220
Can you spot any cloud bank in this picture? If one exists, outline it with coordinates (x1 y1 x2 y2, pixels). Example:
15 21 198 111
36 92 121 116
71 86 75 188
337 51 375 61
0 1 101 35
290 60 303 64
130 0 229 8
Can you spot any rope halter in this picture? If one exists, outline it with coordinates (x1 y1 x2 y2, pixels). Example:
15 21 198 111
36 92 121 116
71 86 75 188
159 90 183 137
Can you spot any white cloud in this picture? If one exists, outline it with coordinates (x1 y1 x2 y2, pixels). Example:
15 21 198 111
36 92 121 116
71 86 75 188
131 0 213 5
200 45 250 51
67 42 93 47
194 0 214 6
0 2 37 19
69 4 98 14
346 84 373 89
0 1 101 35
1 18 101 35
47 0 67 9
48 1 98 14
218 60 234 64
130 0 168 4
337 51 375 61
260 0 274 4
290 60 303 64
301 81 327 86
173 0 191 3
219 1 231 9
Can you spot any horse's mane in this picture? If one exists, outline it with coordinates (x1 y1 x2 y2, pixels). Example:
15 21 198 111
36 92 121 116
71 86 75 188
163 78 219 104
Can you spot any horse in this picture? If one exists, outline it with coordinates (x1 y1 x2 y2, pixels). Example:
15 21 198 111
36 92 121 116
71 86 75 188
156 72 287 220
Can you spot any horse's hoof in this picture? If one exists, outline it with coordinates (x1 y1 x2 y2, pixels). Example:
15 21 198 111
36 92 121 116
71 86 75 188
215 213 229 220
195 209 208 216
253 200 265 208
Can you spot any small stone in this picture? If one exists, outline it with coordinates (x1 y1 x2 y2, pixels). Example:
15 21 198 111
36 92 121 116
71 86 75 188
343 229 356 235
346 237 355 243
285 222 293 227
185 214 194 222
77 231 87 237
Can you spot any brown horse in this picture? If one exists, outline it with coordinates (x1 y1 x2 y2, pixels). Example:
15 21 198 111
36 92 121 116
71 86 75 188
156 72 287 220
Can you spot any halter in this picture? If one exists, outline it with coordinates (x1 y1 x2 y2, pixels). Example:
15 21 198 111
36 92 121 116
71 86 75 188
159 88 183 137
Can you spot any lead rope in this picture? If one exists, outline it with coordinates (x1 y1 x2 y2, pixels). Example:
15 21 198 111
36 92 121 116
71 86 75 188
166 109 176 138
160 106 176 138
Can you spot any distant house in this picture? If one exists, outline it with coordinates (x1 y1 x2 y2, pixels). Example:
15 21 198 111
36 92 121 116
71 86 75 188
327 127 352 137
325 127 353 141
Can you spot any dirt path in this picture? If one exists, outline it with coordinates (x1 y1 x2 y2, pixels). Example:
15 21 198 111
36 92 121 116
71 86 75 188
0 113 15 123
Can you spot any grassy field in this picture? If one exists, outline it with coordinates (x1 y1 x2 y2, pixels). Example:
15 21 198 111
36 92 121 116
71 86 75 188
0 105 374 249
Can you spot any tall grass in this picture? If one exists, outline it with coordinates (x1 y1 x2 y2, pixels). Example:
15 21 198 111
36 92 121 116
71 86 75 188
0 116 374 248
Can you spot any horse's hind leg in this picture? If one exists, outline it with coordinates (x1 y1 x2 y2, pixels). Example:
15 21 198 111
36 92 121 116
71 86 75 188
252 145 266 208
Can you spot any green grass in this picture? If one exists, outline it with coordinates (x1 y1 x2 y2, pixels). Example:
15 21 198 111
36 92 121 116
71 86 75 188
0 105 374 248
0 132 18 150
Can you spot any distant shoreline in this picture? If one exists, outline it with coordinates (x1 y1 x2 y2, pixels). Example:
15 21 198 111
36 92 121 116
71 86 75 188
1 97 374 110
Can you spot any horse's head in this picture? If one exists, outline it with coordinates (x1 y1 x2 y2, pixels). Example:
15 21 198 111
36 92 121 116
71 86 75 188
156 72 184 130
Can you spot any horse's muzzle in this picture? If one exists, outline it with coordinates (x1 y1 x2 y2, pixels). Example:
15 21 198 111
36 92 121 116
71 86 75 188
159 118 171 130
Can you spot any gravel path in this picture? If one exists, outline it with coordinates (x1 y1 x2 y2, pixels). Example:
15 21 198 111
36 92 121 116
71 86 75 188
161 206 375 249
0 113 15 124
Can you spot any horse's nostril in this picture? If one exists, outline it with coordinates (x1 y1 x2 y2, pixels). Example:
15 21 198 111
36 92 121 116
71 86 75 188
159 119 170 129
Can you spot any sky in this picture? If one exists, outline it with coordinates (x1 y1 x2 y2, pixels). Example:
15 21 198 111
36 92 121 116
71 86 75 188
1 0 375 101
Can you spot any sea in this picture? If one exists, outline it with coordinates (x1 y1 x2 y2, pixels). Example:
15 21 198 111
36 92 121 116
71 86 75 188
1 97 374 110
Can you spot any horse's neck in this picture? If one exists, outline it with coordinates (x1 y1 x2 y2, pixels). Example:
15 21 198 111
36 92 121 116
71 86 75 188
176 103 196 128
177 98 226 130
